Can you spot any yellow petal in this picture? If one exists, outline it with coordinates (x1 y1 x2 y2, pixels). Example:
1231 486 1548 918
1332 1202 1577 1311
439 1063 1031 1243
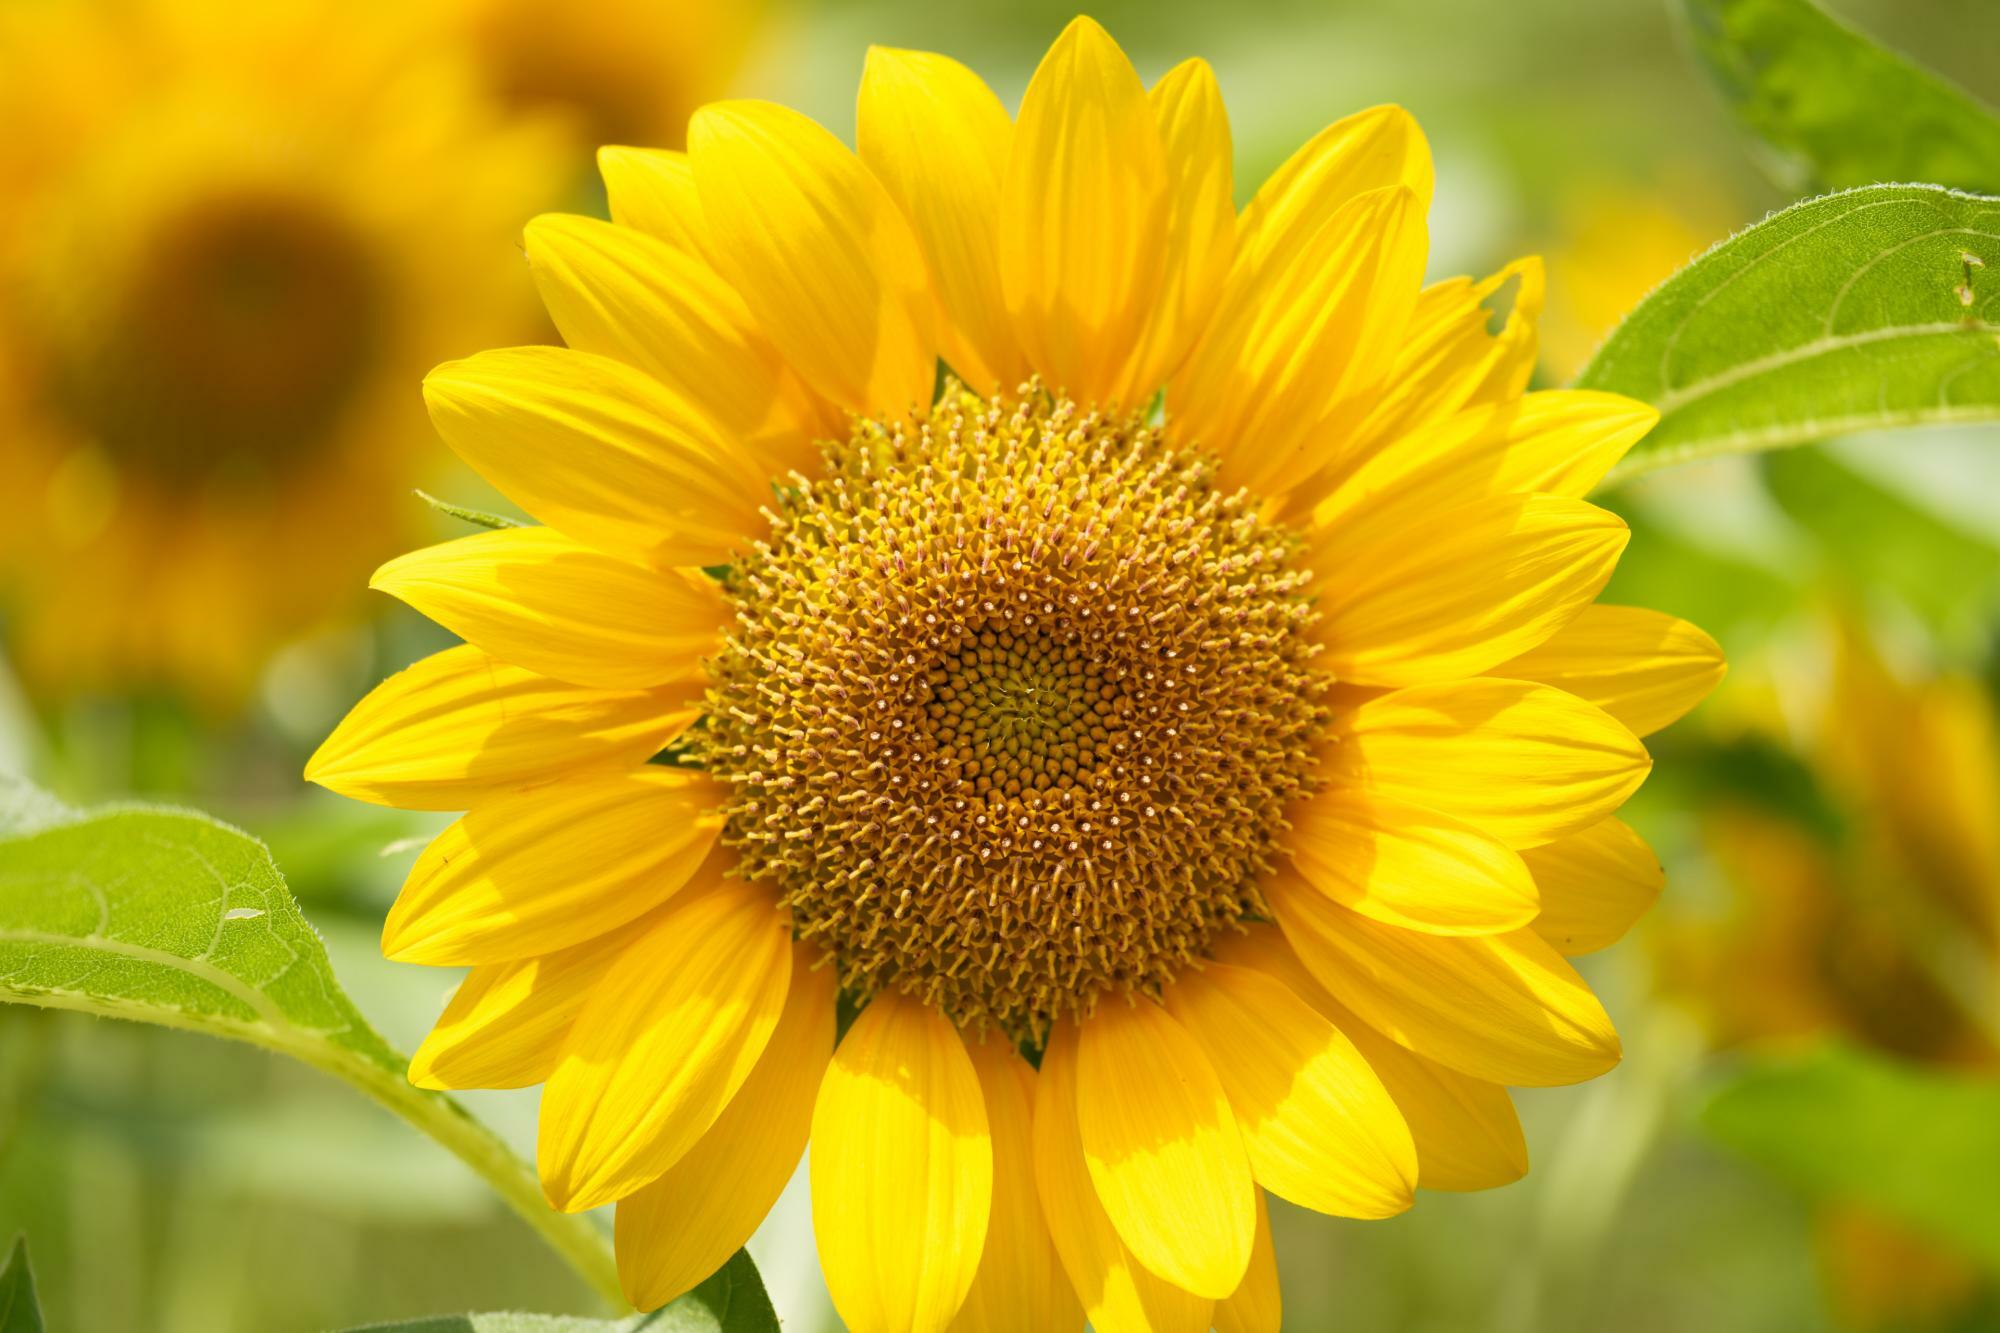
999 16 1169 405
1494 603 1727 737
1234 104 1434 279
1214 1191 1281 1333
304 644 693 812
1033 1022 1214 1333
523 212 831 478
812 993 992 1333
371 526 725 691
1210 925 1528 1192
1309 390 1659 548
1523 816 1665 956
1309 494 1629 687
1165 963 1416 1219
1288 788 1539 936
1113 57 1235 403
1341 256 1547 463
1174 184 1427 500
382 770 723 965
597 145 716 266
951 1041 1086 1333
690 99 936 417
424 347 768 569
1326 678 1653 848
1075 1000 1255 1299
1268 865 1621 1086
615 942 835 1310
408 919 645 1091
537 874 792 1212
858 46 1026 397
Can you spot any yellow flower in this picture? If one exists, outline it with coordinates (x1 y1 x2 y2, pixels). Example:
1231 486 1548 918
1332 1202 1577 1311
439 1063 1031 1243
0 0 568 707
1537 180 1733 383
1665 621 2000 1063
452 0 760 154
1658 621 1999 1330
310 18 1725 1328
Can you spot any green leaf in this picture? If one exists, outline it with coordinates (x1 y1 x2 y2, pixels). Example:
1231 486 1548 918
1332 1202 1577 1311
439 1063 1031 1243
1579 184 2000 485
1760 446 2000 634
1683 0 2000 194
0 1239 44 1333
415 490 525 530
345 1251 779 1333
1700 1042 2000 1272
0 789 622 1307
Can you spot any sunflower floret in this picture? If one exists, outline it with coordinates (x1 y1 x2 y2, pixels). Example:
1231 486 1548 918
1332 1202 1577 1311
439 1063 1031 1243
702 387 1326 1038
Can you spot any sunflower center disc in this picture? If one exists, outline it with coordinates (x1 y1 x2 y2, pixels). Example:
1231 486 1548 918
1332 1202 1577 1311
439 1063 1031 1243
45 191 384 486
702 391 1326 1037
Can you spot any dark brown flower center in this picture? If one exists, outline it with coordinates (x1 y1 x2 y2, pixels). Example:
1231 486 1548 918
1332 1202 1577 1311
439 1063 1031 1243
701 390 1326 1038
41 190 383 486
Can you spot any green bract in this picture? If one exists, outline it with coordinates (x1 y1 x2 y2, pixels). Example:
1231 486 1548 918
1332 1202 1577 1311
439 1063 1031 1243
0 1240 42 1333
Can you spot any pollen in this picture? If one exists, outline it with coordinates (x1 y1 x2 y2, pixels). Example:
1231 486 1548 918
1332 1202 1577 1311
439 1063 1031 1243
701 389 1326 1038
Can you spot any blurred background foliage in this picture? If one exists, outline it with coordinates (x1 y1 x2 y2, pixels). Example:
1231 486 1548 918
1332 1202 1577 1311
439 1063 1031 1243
2 0 1999 1329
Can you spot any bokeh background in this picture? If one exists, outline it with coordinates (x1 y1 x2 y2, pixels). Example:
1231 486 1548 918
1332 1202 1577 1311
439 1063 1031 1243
3 0 1999 1329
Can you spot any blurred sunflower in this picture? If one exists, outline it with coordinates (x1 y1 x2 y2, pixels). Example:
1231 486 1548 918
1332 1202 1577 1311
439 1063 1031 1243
310 17 1724 1329
0 0 567 708
1537 181 1733 383
1663 621 2000 1328
454 0 761 155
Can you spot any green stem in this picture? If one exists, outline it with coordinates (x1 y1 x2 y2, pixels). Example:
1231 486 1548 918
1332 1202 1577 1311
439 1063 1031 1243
0 989 626 1311
321 1046 627 1310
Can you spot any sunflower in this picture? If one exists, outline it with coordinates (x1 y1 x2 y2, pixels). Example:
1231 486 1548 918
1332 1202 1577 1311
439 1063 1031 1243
453 0 761 155
0 0 567 707
1660 622 1998 1330
310 17 1725 1329
1536 179 1733 383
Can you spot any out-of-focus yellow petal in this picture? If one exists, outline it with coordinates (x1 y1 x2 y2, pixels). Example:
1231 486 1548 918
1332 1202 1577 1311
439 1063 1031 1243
1234 104 1433 278
1033 1022 1214 1333
1494 604 1727 737
690 99 936 417
1325 678 1652 848
304 644 693 812
1309 391 1658 547
1210 925 1528 1192
597 145 716 265
1114 57 1234 403
1214 1191 1281 1333
951 1041 1086 1333
407 918 644 1091
538 875 792 1212
999 16 1168 406
370 526 724 691
1075 1000 1255 1299
1288 788 1538 935
1309 495 1629 688
1269 865 1621 1087
424 347 768 569
615 942 835 1311
858 46 1026 398
812 993 992 1333
1173 185 1427 500
381 770 722 965
1524 817 1665 956
1165 963 1417 1219
524 212 831 478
